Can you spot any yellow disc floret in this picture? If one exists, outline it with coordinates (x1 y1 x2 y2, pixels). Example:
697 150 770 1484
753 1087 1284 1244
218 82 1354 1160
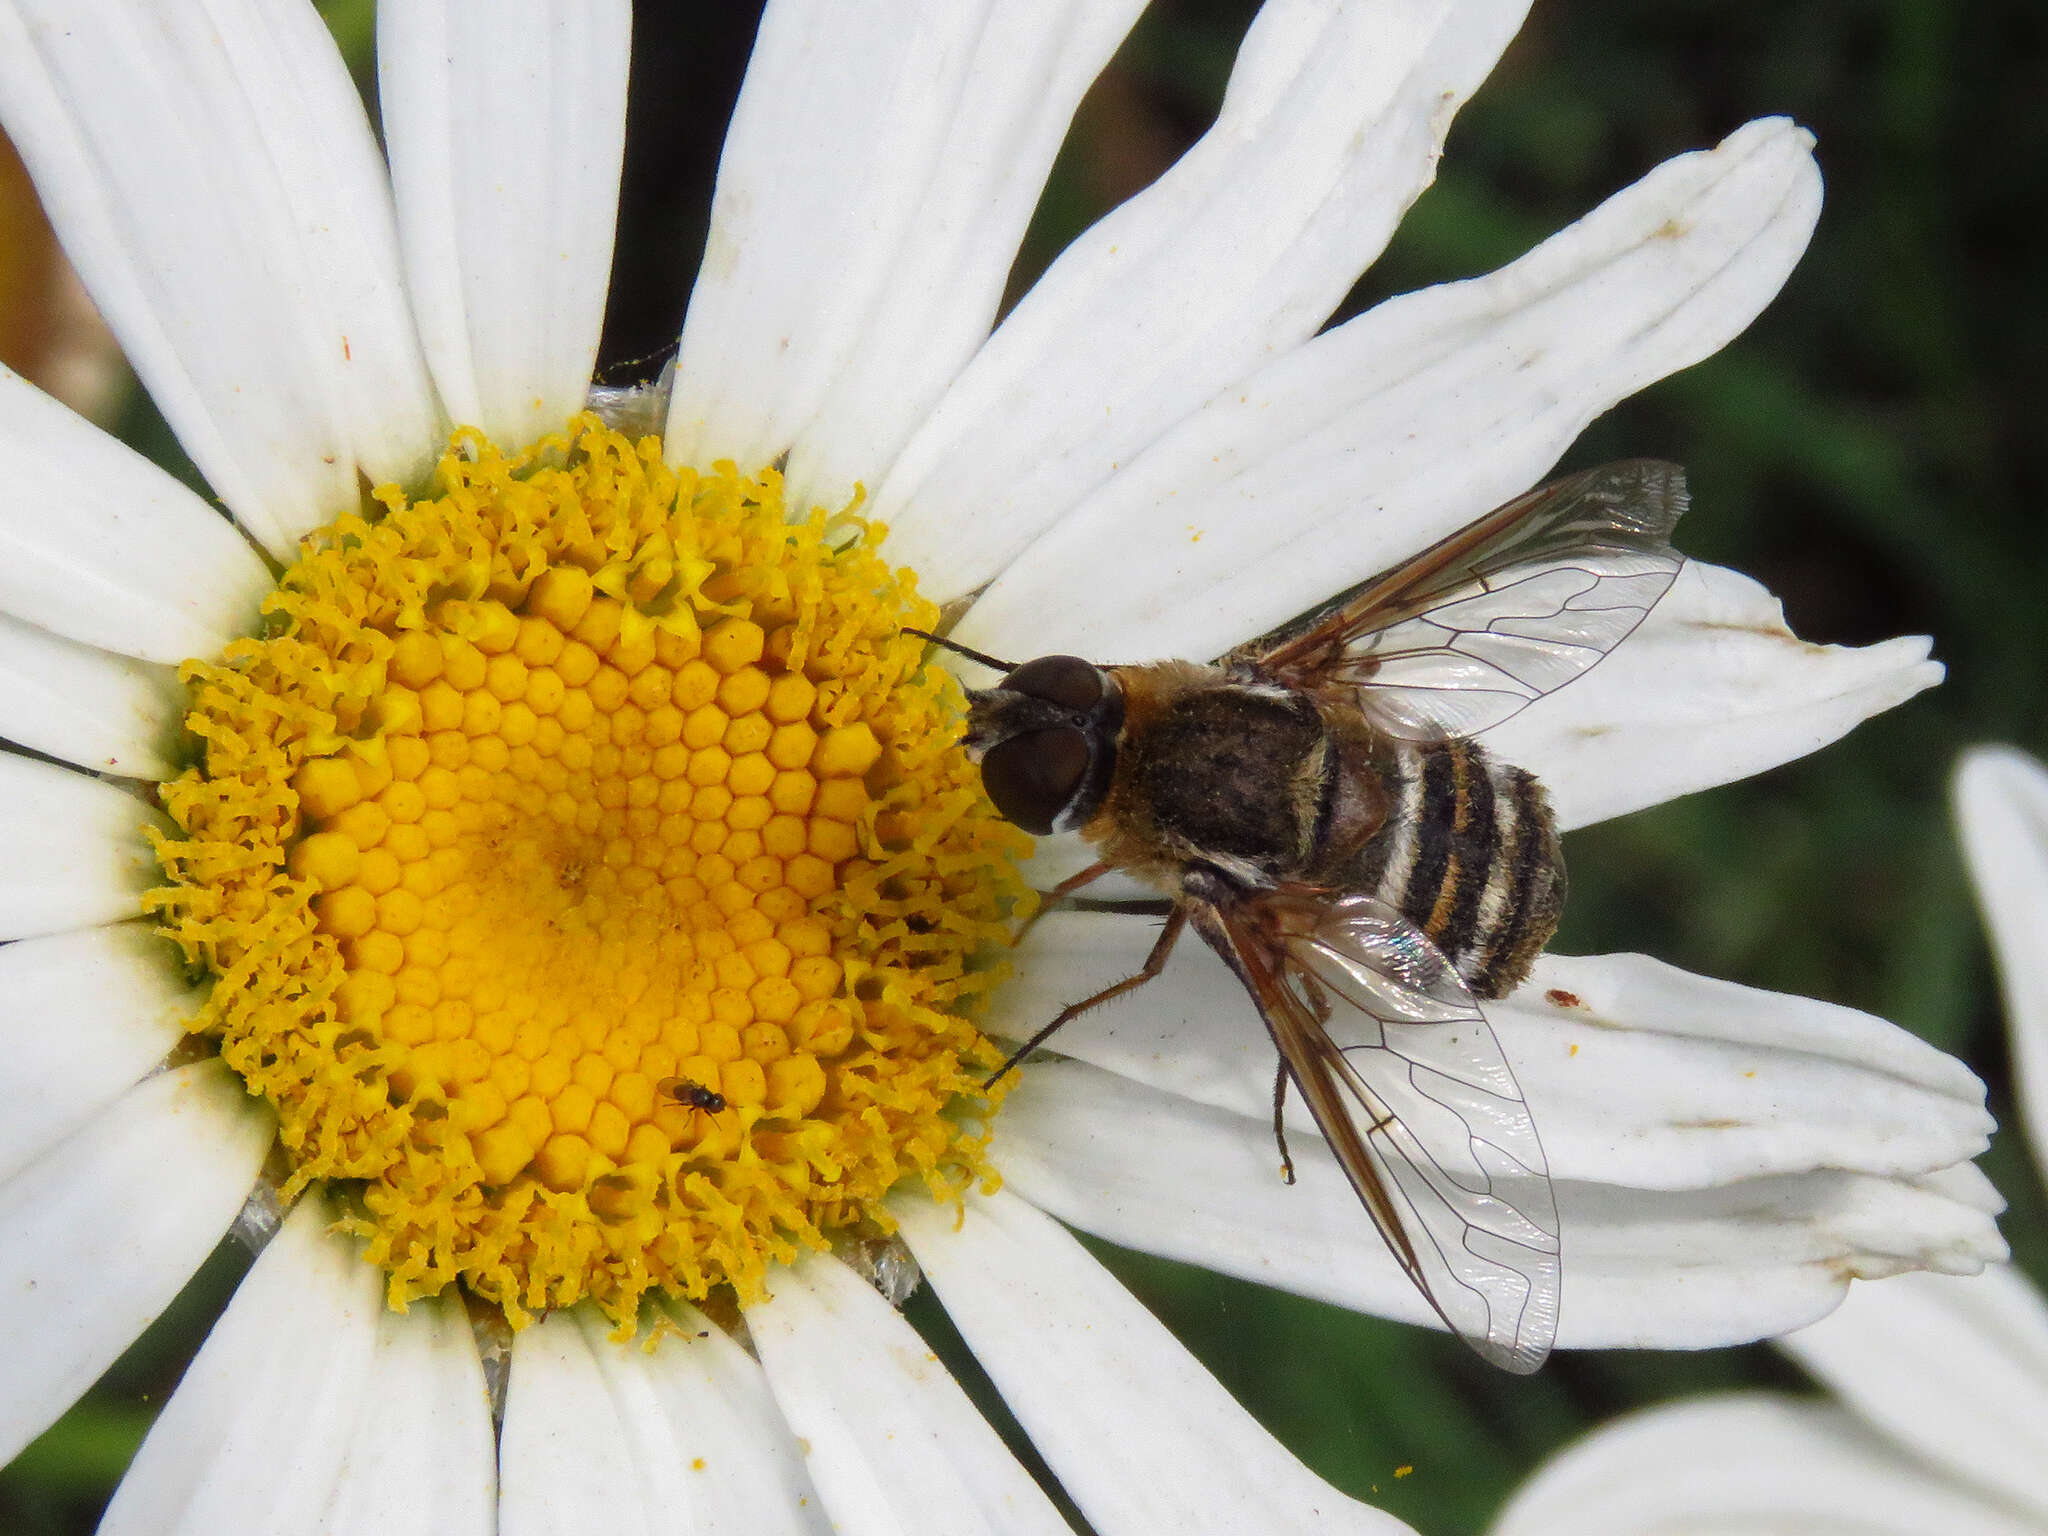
148 416 1032 1325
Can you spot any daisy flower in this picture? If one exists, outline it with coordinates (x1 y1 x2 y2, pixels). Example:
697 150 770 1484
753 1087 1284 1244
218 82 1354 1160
0 1 2004 1531
1489 745 2048 1536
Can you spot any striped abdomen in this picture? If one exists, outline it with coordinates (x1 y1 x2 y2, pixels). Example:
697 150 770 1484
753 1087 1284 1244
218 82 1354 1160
1345 736 1565 999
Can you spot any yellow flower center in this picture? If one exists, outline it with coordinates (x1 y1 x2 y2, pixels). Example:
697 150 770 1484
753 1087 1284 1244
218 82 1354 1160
147 416 1032 1325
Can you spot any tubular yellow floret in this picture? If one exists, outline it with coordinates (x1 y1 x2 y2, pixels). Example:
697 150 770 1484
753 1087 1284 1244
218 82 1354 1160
148 415 1032 1326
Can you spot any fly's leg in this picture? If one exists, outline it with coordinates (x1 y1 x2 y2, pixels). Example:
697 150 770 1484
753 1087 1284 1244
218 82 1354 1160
1271 1058 1296 1185
983 905 1186 1088
1045 860 1113 902
1012 860 1114 947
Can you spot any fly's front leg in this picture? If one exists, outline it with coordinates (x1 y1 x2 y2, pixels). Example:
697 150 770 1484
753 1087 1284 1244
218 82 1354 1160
984 905 1186 1088
1012 859 1114 947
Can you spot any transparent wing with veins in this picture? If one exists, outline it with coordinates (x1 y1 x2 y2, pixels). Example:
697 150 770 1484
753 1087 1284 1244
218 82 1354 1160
1190 889 1561 1373
1248 460 1688 739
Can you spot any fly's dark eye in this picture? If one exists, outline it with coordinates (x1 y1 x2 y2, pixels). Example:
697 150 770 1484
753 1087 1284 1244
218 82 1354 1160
1000 655 1102 713
980 727 1089 834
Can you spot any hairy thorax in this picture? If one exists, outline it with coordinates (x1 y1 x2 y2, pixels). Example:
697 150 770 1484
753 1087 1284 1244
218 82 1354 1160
1087 663 1362 891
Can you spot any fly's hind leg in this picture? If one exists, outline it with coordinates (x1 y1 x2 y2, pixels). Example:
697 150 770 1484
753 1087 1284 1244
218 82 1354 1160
1271 1058 1296 1185
983 905 1187 1089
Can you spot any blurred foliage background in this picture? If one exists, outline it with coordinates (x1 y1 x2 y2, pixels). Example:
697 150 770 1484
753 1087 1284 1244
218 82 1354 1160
3 1 2041 1532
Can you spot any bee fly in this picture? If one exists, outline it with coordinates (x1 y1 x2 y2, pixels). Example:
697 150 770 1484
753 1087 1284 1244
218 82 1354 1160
914 461 1690 1373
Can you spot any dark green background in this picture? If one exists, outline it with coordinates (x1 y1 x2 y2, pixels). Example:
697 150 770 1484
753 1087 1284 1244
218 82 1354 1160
6 1 2041 1531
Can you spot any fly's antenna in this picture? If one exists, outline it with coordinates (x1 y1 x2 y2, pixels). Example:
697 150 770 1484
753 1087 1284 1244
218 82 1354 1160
900 628 1017 673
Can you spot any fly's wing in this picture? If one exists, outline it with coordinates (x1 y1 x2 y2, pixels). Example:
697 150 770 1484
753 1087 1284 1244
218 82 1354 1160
1248 461 1687 739
1186 889 1560 1373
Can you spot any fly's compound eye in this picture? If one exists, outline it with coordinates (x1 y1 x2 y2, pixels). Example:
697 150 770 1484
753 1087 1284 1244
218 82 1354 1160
968 654 1122 833
980 727 1089 835
1000 654 1103 713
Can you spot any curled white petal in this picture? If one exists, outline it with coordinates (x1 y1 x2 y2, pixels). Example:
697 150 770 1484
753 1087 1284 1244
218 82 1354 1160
0 753 170 940
0 364 268 662
0 1061 271 1467
1491 950 1990 1188
745 1252 1070 1536
382 0 629 447
896 1189 1418 1535
996 1058 2003 1347
1489 1394 2037 1536
0 0 443 557
881 0 1532 597
997 912 1992 1190
958 116 1822 662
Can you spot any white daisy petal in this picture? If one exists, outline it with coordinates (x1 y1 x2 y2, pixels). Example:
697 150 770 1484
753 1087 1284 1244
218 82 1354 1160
772 0 1151 513
0 925 197 1185
323 1295 495 1536
0 611 181 779
955 116 1821 660
500 1302 826 1536
896 1189 1417 1536
0 1061 271 1468
1780 1268 2048 1525
0 0 443 557
381 0 629 447
1487 562 1942 830
499 1311 645 1536
0 364 268 663
878 0 1532 596
998 913 1992 1189
996 1059 2003 1348
629 1299 831 1533
1555 1168 2004 1340
1488 1395 2037 1536
0 754 170 940
745 1252 1071 1536
666 0 1146 497
1954 745 2048 1190
100 1194 407 1536
1485 950 1990 1189
1915 1157 2009 1217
